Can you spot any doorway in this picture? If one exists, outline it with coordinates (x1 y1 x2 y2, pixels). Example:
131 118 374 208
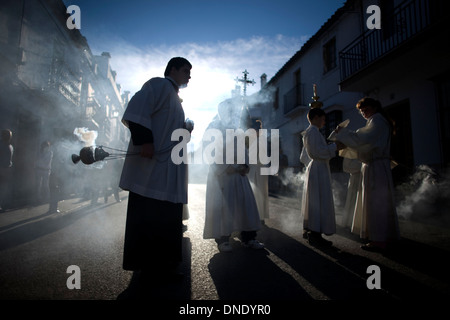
385 99 414 185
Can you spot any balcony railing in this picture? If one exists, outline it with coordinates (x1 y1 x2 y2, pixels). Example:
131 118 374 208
339 0 447 82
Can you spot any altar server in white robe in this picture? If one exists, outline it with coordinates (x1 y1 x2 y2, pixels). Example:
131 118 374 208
300 108 343 246
334 97 400 251
119 57 192 277
247 121 270 222
342 158 362 228
203 100 263 252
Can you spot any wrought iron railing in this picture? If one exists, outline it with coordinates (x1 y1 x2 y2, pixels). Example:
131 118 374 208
339 0 447 81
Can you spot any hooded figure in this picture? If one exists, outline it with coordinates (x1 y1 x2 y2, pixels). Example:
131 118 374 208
203 99 264 252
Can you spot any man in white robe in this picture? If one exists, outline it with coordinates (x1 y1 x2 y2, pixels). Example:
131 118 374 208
300 108 343 246
334 97 400 251
119 57 192 277
203 100 263 252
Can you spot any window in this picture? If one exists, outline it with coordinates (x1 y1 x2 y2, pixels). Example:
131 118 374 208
323 37 337 74
273 87 279 110
324 110 342 138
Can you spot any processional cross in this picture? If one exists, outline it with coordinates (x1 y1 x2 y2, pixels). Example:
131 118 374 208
235 69 256 97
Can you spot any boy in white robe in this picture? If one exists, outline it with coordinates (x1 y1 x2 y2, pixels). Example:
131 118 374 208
203 100 263 252
119 57 192 278
300 108 343 246
334 97 400 251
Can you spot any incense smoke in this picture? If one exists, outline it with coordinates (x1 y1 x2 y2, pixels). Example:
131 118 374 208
395 165 450 226
73 128 98 147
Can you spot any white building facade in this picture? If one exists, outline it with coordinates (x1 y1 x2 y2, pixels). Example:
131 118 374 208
251 0 450 192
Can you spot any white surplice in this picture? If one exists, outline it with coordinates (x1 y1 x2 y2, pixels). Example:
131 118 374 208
248 164 269 220
203 102 261 239
342 158 362 228
119 77 188 204
300 125 337 235
248 131 270 221
335 113 400 242
203 162 262 239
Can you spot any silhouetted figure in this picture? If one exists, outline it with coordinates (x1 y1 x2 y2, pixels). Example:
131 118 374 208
119 57 193 280
0 129 13 212
334 97 400 251
48 146 64 214
300 108 344 246
35 141 53 203
103 159 122 203
203 100 264 252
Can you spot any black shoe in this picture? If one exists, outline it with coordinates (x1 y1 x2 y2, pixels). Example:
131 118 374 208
308 232 333 246
361 243 385 252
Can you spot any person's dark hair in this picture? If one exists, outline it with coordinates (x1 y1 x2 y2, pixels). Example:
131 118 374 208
307 108 326 122
356 97 382 112
164 57 192 77
356 97 395 134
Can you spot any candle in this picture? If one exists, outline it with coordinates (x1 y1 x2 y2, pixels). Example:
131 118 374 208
313 84 317 96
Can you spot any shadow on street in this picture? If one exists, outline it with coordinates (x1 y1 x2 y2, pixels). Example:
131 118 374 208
117 223 450 300
0 202 117 252
117 237 192 300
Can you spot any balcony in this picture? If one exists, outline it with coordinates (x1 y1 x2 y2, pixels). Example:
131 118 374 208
339 0 449 86
48 63 82 107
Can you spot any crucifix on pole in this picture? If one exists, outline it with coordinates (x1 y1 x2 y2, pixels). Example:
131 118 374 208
235 69 256 97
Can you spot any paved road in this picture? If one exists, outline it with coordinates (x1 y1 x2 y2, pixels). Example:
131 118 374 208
1 183 449 303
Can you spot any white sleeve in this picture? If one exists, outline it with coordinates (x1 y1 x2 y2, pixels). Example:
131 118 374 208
300 146 311 166
305 129 336 161
335 120 377 149
121 81 168 131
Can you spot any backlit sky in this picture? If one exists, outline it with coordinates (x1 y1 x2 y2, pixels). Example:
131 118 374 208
63 0 346 147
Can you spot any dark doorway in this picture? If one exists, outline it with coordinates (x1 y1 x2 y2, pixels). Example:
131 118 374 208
435 74 450 167
385 99 414 185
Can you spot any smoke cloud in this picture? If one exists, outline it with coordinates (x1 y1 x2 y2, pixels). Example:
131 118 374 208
73 128 98 147
396 165 450 226
273 163 450 229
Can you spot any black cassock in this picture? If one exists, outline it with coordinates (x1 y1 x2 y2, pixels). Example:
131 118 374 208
122 122 183 272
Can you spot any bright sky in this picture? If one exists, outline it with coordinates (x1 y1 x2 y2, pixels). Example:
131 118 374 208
63 0 346 148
